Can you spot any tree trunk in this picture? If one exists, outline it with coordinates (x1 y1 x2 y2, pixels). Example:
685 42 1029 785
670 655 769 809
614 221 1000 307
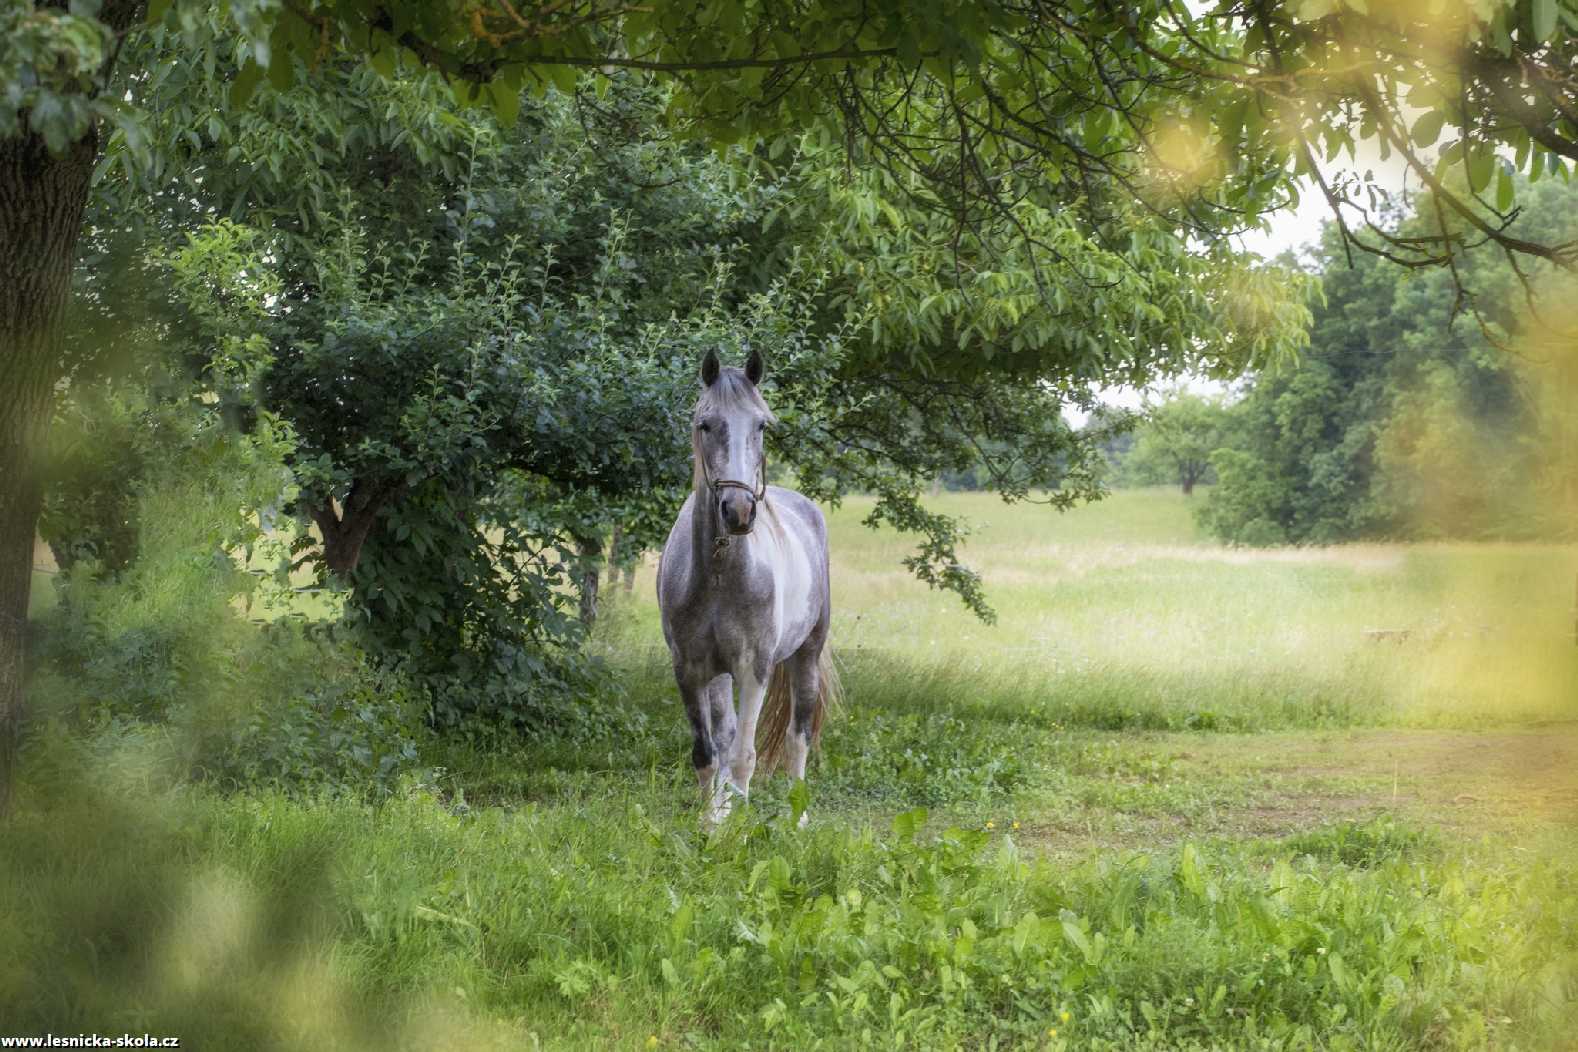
1181 476 1196 496
0 127 102 814
607 525 640 592
606 525 624 590
307 485 394 577
576 535 602 628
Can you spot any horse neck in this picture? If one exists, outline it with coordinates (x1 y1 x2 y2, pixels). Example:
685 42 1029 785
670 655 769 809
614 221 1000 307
689 480 721 564
688 479 777 584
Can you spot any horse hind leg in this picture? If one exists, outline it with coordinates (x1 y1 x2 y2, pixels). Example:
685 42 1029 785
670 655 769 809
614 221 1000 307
784 643 825 827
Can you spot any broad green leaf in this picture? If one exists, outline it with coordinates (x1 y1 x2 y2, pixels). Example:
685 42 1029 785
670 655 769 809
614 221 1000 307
892 808 926 841
1060 918 1096 963
1328 951 1350 991
1410 110 1445 148
788 778 810 825
1467 146 1495 193
669 901 693 944
369 48 396 79
488 80 521 126
1532 0 1558 39
267 53 293 92
1496 163 1515 212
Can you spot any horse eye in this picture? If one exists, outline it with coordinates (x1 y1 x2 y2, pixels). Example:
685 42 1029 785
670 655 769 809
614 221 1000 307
698 422 711 433
757 421 766 432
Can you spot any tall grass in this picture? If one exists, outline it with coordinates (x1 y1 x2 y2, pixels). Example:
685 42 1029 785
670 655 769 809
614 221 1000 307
4 743 1575 1049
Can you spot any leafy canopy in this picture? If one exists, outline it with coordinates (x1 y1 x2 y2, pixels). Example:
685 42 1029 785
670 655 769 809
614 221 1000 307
11 0 1576 292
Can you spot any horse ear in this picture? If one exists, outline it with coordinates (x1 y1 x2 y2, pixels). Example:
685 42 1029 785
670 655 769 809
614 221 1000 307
700 349 721 388
745 349 765 386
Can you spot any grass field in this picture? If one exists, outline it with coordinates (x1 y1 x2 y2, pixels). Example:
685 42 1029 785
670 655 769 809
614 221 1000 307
601 488 1578 732
7 488 1577 1049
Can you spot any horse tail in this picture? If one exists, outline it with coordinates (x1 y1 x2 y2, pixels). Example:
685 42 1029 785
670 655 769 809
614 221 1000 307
814 647 844 738
758 647 842 775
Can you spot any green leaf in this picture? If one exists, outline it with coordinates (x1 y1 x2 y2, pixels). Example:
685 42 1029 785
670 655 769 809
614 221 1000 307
1467 146 1495 194
788 779 810 825
231 60 264 110
28 94 71 155
1178 842 1206 897
267 52 294 93
1409 110 1445 149
1495 163 1515 212
488 80 521 126
1060 918 1096 963
1327 951 1350 991
891 808 926 842
669 901 693 944
1532 0 1558 39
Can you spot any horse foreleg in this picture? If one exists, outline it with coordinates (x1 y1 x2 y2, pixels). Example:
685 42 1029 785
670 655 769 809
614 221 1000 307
678 676 726 826
707 675 737 777
725 667 768 802
703 675 738 827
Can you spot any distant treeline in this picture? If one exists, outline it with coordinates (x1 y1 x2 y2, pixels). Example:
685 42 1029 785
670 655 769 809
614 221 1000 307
1097 176 1578 546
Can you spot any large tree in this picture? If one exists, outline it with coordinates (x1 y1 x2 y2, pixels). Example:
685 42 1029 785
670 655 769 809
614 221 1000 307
1201 176 1578 545
6 0 1578 807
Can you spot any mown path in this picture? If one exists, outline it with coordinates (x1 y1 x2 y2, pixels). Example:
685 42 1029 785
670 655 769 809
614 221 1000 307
1018 724 1578 857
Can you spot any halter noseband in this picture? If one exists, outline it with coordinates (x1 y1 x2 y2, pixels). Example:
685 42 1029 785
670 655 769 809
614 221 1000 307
703 449 768 538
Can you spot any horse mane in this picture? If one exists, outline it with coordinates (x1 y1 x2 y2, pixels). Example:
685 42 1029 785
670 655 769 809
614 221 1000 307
690 366 778 494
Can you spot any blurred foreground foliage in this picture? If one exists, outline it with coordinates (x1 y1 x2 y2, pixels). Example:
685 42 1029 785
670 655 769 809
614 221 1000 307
3 735 1575 1048
31 364 427 797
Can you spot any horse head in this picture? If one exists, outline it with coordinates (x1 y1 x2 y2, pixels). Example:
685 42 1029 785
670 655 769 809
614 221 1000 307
693 348 774 536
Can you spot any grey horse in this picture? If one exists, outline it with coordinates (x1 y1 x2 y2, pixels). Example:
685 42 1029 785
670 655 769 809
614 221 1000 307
657 349 838 827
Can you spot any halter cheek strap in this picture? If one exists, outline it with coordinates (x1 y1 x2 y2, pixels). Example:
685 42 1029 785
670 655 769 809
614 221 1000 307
704 449 768 504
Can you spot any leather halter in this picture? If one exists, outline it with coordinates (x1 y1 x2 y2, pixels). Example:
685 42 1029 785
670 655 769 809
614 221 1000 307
703 449 767 539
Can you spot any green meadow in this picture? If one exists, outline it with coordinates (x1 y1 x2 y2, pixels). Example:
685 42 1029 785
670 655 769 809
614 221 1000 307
7 488 1577 1049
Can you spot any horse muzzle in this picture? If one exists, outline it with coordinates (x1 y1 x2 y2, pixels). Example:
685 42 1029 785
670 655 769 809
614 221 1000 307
720 492 758 535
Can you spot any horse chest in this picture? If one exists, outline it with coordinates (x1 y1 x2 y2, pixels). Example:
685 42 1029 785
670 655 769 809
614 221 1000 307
683 533 813 666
